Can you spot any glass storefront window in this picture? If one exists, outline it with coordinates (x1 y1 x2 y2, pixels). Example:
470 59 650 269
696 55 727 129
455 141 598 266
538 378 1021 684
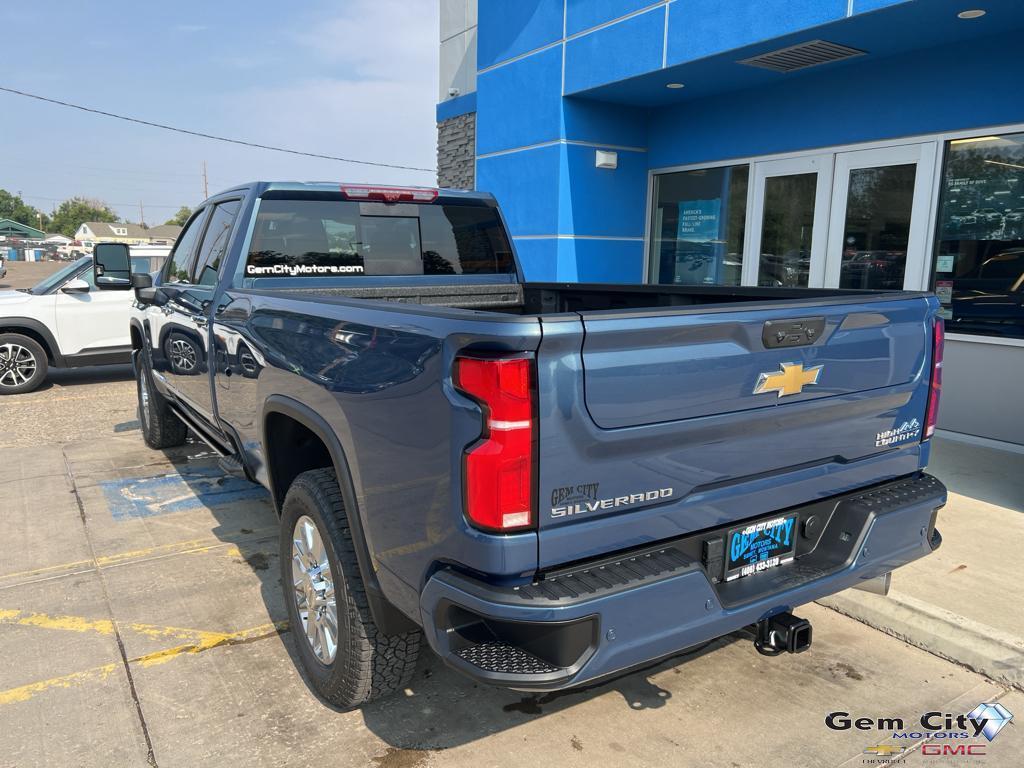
934 133 1024 339
758 172 817 287
649 165 748 286
838 164 916 290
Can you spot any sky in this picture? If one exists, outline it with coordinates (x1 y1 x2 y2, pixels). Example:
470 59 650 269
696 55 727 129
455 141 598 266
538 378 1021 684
0 0 440 225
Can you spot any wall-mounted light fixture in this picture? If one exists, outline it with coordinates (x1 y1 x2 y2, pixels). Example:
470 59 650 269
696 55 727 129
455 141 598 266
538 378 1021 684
595 150 618 169
957 9 986 19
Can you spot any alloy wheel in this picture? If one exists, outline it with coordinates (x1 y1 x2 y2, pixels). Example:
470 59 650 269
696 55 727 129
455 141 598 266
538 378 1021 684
169 339 197 372
291 515 338 665
0 343 37 388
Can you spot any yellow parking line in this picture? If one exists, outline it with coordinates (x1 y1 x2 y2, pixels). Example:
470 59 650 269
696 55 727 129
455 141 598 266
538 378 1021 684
133 620 288 668
0 663 121 705
0 609 268 644
0 527 276 584
0 620 289 705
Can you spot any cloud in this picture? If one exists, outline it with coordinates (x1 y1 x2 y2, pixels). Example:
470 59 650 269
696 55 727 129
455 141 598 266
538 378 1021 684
292 0 438 79
219 1 440 185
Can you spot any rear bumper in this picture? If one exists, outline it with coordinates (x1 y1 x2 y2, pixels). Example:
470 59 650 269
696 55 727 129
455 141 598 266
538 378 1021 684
419 473 945 690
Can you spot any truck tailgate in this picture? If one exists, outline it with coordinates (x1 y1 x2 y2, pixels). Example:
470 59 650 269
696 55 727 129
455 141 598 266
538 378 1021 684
535 295 938 569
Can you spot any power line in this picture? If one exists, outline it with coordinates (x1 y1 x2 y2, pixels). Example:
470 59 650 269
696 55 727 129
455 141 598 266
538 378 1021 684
0 84 437 174
20 194 187 209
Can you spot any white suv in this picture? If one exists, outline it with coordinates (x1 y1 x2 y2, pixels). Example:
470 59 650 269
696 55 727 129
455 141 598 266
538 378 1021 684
0 256 139 394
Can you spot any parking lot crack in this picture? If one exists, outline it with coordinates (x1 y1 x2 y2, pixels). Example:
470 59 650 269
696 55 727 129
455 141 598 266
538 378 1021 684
62 447 159 768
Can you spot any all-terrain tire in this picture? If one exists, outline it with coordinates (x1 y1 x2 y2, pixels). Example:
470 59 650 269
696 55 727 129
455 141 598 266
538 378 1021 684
280 468 421 709
0 332 48 394
135 350 188 449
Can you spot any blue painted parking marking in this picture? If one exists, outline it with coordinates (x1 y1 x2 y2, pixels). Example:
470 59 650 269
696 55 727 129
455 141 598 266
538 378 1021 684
100 465 269 520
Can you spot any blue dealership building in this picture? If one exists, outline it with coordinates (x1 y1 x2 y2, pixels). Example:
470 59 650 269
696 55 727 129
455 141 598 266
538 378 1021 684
437 0 1024 446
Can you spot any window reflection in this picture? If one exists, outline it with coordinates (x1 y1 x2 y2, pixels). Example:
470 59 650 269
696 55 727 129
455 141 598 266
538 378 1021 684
934 133 1024 338
839 164 915 290
649 165 748 285
758 173 817 287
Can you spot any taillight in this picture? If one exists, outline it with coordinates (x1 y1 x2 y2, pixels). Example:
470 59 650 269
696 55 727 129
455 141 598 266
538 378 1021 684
454 356 535 532
340 185 438 203
923 318 945 440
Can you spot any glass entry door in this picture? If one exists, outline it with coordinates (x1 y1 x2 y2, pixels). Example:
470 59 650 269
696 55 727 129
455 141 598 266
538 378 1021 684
743 155 833 288
824 143 936 290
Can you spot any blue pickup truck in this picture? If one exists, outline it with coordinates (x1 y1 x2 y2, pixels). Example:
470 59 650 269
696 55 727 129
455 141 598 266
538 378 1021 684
92 182 946 709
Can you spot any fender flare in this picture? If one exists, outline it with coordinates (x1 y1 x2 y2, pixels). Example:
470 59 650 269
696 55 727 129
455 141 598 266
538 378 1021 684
0 316 66 367
261 394 417 634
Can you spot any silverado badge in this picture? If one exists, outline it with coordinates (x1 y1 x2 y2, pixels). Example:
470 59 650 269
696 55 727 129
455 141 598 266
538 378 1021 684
753 362 823 398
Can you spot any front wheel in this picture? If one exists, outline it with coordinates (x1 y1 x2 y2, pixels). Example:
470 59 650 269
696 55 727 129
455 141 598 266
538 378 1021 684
279 468 421 709
0 333 48 394
135 350 188 449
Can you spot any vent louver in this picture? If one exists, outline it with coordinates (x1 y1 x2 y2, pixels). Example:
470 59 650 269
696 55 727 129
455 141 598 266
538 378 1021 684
738 40 866 73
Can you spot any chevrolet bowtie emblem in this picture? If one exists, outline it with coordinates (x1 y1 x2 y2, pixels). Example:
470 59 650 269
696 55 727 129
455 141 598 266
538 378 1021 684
863 744 906 757
753 362 823 397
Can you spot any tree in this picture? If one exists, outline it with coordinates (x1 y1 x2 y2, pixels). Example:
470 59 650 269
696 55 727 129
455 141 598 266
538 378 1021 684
49 197 120 238
0 189 48 231
165 206 192 227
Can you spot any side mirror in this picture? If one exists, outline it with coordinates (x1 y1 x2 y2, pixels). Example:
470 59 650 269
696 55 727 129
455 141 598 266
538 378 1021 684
93 242 132 290
131 273 153 289
60 278 91 294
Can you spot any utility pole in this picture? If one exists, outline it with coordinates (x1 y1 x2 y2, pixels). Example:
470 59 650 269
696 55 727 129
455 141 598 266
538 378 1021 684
202 161 208 199
139 200 145 228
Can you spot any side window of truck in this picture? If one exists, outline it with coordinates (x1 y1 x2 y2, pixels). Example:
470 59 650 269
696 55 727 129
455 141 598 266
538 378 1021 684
163 209 207 284
192 200 241 286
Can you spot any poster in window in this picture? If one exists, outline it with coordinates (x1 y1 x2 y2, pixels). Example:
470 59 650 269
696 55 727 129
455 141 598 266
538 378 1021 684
938 136 1024 242
677 199 721 243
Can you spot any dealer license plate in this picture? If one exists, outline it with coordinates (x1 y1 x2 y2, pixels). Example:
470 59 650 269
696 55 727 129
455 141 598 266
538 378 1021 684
724 513 798 582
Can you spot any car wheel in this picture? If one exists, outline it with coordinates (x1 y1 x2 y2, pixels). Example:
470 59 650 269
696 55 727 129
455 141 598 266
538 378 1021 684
280 468 421 709
135 350 188 449
166 332 200 376
0 333 48 395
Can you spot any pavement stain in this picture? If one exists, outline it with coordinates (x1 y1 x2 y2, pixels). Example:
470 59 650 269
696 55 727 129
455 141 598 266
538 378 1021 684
570 735 583 751
371 747 431 768
240 551 272 571
830 661 865 681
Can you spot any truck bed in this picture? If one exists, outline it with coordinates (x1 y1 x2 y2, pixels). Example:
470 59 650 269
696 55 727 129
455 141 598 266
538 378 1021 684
269 280 928 315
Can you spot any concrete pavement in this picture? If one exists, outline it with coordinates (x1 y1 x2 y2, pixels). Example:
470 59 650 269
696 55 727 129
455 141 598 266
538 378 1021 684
0 370 1020 767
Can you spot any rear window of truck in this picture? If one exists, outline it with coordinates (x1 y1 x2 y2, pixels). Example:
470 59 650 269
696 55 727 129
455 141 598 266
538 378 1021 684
245 198 515 278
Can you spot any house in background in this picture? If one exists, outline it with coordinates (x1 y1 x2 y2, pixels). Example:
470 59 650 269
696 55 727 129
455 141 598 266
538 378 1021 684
76 221 181 247
437 0 1024 449
143 224 183 245
0 218 46 240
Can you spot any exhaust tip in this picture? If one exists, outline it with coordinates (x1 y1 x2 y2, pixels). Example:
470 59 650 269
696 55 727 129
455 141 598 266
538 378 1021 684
853 572 892 596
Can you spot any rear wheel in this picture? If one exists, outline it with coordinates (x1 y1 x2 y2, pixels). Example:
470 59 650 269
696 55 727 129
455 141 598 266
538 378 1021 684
280 468 421 709
135 350 188 448
0 333 48 395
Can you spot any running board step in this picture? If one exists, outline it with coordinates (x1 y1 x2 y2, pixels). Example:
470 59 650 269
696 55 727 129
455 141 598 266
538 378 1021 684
454 642 564 676
218 454 246 478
